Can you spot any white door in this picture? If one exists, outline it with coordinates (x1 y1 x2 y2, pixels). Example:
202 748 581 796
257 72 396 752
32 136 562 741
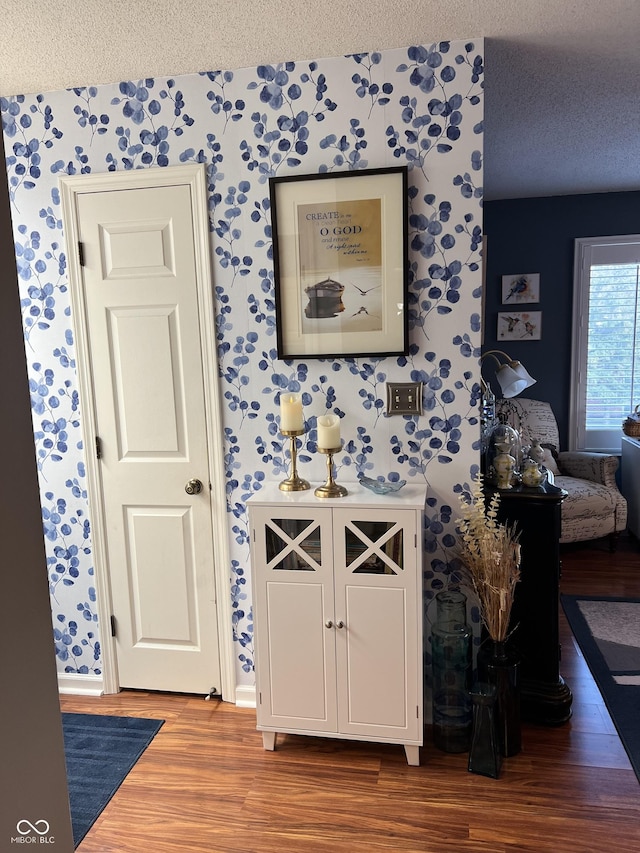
70 174 222 694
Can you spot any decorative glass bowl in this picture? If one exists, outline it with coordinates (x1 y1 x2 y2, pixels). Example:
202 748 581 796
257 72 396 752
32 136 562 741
359 476 406 495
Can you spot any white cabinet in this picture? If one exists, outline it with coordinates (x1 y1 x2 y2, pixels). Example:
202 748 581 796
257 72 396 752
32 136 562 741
247 482 426 766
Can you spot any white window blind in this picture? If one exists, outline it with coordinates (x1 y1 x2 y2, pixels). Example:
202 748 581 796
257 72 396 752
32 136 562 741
571 237 640 452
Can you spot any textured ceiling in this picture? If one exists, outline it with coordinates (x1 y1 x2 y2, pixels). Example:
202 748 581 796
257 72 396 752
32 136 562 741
1 0 639 200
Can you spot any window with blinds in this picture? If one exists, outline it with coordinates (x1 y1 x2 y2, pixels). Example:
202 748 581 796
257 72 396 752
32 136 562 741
571 237 640 452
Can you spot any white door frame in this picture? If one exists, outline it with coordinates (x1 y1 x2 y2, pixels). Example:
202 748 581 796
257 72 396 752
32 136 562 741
60 164 235 701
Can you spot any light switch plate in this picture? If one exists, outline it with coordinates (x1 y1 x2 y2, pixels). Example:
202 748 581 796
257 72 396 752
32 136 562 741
386 381 423 415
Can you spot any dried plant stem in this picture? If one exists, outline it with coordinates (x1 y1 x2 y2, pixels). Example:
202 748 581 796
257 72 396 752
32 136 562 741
458 476 521 642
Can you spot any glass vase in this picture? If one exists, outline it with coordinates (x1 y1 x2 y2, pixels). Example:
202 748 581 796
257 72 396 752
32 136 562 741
468 682 502 778
431 590 472 753
477 638 521 757
485 415 521 487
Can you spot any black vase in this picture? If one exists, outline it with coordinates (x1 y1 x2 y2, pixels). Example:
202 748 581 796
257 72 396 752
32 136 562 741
477 638 521 757
468 682 502 778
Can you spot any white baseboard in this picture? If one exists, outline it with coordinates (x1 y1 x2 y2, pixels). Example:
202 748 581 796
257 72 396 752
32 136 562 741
235 684 256 708
57 671 253 704
58 672 104 696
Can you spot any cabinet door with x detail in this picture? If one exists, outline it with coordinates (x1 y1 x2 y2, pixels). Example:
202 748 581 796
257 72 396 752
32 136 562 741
333 509 419 740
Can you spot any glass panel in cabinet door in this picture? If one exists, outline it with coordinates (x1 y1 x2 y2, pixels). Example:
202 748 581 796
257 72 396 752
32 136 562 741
265 517 322 571
345 521 403 574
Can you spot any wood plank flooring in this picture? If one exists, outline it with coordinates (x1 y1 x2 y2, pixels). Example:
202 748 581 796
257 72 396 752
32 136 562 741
61 536 640 852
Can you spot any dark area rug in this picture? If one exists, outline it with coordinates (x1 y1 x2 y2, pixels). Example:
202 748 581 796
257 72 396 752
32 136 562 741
62 712 164 847
561 594 640 783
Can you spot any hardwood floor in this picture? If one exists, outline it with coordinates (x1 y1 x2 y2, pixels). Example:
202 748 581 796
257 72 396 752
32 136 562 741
61 536 640 852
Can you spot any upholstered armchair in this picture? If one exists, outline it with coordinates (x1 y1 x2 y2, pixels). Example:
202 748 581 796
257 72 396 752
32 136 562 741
496 398 627 548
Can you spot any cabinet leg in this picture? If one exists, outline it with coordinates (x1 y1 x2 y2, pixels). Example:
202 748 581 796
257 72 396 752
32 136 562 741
404 744 420 766
262 731 277 751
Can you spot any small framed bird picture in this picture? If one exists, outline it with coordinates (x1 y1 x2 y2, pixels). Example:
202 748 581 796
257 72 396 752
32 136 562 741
497 311 542 341
501 273 540 304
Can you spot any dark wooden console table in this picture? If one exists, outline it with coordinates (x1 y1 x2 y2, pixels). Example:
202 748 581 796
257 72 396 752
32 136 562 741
485 480 573 725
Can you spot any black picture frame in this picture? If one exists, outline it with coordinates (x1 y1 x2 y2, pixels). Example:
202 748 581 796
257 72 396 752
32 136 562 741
269 166 408 359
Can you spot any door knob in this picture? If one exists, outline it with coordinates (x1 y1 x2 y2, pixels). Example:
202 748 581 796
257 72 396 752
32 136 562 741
185 478 203 495
325 620 334 629
336 620 345 629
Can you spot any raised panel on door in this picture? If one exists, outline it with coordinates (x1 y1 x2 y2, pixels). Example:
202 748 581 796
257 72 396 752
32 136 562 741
124 506 199 647
252 505 337 732
265 582 334 725
339 585 410 731
334 508 420 740
107 306 185 457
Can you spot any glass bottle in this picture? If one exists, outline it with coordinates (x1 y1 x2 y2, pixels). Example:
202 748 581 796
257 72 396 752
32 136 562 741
431 590 472 753
468 682 502 778
485 414 521 487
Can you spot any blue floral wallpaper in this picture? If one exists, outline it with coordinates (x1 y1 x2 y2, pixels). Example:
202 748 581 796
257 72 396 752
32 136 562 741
1 41 484 689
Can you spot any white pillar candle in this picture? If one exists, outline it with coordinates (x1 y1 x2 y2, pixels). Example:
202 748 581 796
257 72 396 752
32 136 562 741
317 414 341 448
280 392 304 431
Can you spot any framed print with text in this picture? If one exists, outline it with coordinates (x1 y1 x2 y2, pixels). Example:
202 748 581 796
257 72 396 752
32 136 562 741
269 166 408 359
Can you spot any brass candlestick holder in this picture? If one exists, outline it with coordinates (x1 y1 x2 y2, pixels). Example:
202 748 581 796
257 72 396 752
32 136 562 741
279 429 310 492
314 446 348 498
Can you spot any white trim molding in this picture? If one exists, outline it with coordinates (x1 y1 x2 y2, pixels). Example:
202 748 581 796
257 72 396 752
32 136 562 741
571 235 640 451
235 684 256 709
58 672 104 696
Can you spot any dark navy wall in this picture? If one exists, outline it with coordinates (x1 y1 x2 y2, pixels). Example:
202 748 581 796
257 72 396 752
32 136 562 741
483 191 640 448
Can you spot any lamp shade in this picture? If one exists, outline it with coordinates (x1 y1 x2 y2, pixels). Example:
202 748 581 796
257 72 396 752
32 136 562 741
495 361 536 398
